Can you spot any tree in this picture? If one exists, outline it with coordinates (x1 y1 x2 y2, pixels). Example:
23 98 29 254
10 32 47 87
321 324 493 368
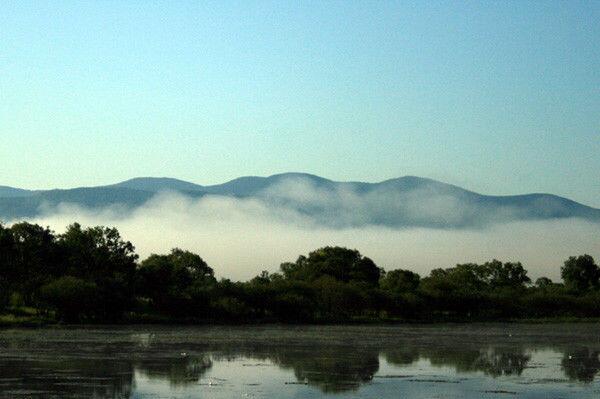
0 224 16 308
58 223 138 320
249 270 272 285
280 247 382 286
137 248 216 316
380 269 420 293
313 276 364 319
379 269 422 318
419 264 491 317
422 264 488 293
561 255 599 292
483 260 530 289
535 277 553 289
9 222 60 304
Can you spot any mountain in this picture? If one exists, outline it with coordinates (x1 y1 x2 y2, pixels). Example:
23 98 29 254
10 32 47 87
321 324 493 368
1 174 599 228
0 186 34 198
111 177 205 193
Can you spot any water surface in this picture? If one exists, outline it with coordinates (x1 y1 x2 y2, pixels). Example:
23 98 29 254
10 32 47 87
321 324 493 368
1 324 599 398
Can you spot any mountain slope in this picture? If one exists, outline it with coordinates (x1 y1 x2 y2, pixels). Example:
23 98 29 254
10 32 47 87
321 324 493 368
199 173 343 196
0 186 34 198
1 174 599 228
111 177 205 193
0 187 158 220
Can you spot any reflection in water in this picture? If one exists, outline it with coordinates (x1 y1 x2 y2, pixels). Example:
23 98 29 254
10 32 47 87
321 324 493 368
562 349 600 383
134 352 213 386
422 347 531 377
0 325 599 398
384 347 420 366
0 357 133 398
273 347 379 393
200 346 380 393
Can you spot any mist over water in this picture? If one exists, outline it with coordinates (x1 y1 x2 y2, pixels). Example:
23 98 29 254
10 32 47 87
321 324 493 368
15 185 599 281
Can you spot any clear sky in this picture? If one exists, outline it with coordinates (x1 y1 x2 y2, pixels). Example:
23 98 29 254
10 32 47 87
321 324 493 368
1 1 599 206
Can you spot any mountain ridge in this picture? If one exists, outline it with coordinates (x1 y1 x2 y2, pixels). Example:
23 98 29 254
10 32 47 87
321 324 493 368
1 174 599 228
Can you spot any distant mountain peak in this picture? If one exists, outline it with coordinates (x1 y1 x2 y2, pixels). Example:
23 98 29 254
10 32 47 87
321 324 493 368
111 177 204 193
268 172 333 181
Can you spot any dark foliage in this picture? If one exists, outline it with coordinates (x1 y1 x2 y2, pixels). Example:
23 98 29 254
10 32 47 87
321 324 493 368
0 222 599 323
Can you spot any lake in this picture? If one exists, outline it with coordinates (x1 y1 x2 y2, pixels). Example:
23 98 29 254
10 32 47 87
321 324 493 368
0 324 599 398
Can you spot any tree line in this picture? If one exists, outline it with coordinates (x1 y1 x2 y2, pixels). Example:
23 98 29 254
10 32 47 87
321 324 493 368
1 222 599 323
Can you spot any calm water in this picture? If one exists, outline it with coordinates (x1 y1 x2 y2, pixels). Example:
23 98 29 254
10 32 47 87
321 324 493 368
1 324 599 398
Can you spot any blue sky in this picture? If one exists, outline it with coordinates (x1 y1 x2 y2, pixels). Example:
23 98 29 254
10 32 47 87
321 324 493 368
1 1 599 206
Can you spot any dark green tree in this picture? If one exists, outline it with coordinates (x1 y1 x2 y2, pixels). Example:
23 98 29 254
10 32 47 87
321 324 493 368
137 248 216 316
9 222 60 304
483 260 530 289
380 269 420 293
420 264 490 317
280 246 382 286
561 255 599 292
58 223 138 320
379 269 422 317
0 224 17 308
535 277 554 288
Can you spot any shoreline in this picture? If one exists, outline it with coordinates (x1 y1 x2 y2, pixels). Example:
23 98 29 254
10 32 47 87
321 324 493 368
3 314 600 328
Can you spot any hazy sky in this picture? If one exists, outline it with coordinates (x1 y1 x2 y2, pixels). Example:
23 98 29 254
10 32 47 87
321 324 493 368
1 1 599 207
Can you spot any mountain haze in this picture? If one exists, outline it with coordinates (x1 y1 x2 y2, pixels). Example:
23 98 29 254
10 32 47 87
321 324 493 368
0 186 34 198
1 174 599 228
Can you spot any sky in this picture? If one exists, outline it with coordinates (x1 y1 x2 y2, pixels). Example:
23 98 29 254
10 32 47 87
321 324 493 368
1 1 599 207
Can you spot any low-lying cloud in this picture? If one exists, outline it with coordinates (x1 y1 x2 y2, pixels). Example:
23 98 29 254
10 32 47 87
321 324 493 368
257 178 472 227
13 187 600 282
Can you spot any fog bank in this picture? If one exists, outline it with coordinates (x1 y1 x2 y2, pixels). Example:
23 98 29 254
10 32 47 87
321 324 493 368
15 192 600 282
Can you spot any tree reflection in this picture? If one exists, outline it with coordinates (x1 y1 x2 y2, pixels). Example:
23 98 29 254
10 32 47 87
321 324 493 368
276 348 379 393
561 348 600 383
2 326 600 398
384 345 530 377
134 353 213 386
212 345 380 393
384 347 420 366
0 357 133 399
435 349 529 377
473 350 530 377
